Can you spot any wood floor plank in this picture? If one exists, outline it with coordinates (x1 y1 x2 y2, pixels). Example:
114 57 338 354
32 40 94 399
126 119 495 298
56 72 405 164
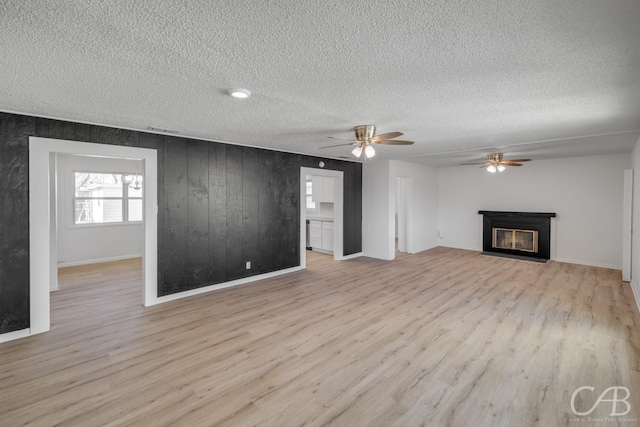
1 249 640 426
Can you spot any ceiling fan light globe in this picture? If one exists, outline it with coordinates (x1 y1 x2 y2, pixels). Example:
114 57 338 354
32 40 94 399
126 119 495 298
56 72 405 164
497 164 506 172
352 146 363 158
364 145 375 158
487 164 497 173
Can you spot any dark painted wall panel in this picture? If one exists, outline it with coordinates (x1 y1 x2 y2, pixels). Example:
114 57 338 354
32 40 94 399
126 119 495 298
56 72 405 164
208 143 227 284
344 164 362 255
0 114 33 332
258 151 275 274
0 154 30 331
277 162 300 270
242 148 260 275
35 117 75 140
187 140 210 288
225 145 244 281
73 123 93 143
162 137 189 295
0 112 362 333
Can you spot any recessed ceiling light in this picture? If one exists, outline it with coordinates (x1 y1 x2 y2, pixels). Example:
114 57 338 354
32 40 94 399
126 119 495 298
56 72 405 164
229 88 251 99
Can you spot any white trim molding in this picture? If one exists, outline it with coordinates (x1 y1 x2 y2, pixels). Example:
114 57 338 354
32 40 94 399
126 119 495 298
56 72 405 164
0 328 31 344
630 280 640 313
57 254 143 268
151 267 303 305
27 137 158 337
300 167 345 269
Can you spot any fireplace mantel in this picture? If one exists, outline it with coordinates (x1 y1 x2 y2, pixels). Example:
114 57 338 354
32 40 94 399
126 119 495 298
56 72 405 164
478 211 556 218
478 211 556 261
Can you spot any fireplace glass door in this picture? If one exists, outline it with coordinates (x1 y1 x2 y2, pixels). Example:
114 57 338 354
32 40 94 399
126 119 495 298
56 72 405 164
492 228 538 253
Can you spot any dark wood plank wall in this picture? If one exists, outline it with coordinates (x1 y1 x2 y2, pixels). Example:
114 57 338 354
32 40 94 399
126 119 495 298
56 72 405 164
0 115 32 334
0 112 362 334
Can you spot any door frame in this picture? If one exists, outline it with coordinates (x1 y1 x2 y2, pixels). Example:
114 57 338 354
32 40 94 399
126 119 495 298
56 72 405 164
395 176 413 254
300 167 344 268
28 137 158 336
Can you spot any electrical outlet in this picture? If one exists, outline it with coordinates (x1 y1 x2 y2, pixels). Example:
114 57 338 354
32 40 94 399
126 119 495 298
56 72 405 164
246 261 251 269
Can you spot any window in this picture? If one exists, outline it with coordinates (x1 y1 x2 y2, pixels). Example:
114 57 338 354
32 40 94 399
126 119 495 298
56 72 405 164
74 172 143 225
306 180 317 212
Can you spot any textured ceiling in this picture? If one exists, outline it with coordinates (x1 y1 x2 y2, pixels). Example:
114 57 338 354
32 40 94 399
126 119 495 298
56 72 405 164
2 0 640 165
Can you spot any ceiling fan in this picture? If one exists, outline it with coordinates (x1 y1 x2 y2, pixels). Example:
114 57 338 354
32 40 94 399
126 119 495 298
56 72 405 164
321 125 414 159
461 153 531 173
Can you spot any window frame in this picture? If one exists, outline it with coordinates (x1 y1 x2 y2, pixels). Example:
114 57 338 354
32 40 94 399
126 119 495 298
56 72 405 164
72 170 143 227
305 179 317 213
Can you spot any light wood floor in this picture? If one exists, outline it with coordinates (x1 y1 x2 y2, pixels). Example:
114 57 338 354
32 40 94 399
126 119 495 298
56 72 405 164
1 248 640 426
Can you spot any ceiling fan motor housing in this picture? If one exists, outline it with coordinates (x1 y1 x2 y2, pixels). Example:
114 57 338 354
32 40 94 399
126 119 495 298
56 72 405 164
354 125 376 141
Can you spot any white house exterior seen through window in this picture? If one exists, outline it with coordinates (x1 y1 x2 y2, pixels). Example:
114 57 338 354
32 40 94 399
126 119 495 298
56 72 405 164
74 172 142 225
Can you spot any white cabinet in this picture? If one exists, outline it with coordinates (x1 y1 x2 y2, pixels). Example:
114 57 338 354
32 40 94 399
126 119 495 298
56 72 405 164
322 221 334 251
309 219 333 254
311 176 335 203
322 177 335 202
311 176 323 203
309 220 322 248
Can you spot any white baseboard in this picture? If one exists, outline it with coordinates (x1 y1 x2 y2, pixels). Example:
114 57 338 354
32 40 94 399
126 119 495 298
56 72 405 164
58 254 142 268
0 328 30 344
438 246 621 270
553 257 621 271
149 266 303 306
438 244 480 252
311 248 333 255
630 280 640 314
409 244 439 255
341 252 363 260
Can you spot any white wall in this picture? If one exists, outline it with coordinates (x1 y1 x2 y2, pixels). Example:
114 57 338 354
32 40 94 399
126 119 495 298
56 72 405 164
438 154 629 269
363 159 439 259
362 159 394 260
315 202 335 219
56 154 143 267
390 160 439 253
630 138 640 308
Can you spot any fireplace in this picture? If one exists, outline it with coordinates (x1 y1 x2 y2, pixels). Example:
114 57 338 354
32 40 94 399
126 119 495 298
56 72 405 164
493 228 538 253
479 211 556 261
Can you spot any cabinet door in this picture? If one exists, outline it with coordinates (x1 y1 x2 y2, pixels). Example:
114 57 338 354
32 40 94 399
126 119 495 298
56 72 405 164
322 177 335 202
311 176 323 203
309 220 322 248
322 222 334 251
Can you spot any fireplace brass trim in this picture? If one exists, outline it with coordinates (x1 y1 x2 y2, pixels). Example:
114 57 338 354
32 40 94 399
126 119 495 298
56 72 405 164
492 228 539 253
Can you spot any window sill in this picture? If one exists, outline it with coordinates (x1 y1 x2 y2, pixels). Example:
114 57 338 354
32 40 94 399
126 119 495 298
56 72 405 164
67 221 143 230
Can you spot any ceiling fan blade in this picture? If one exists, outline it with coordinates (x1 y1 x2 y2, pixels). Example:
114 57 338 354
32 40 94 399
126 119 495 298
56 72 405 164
371 131 403 141
373 140 414 145
501 162 523 166
320 142 357 149
460 162 489 165
327 136 356 141
504 158 531 162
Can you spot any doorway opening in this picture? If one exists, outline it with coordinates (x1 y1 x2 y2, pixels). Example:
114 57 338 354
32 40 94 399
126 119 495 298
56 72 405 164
28 137 158 337
395 177 413 254
300 167 344 269
53 154 145 327
54 154 145 292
